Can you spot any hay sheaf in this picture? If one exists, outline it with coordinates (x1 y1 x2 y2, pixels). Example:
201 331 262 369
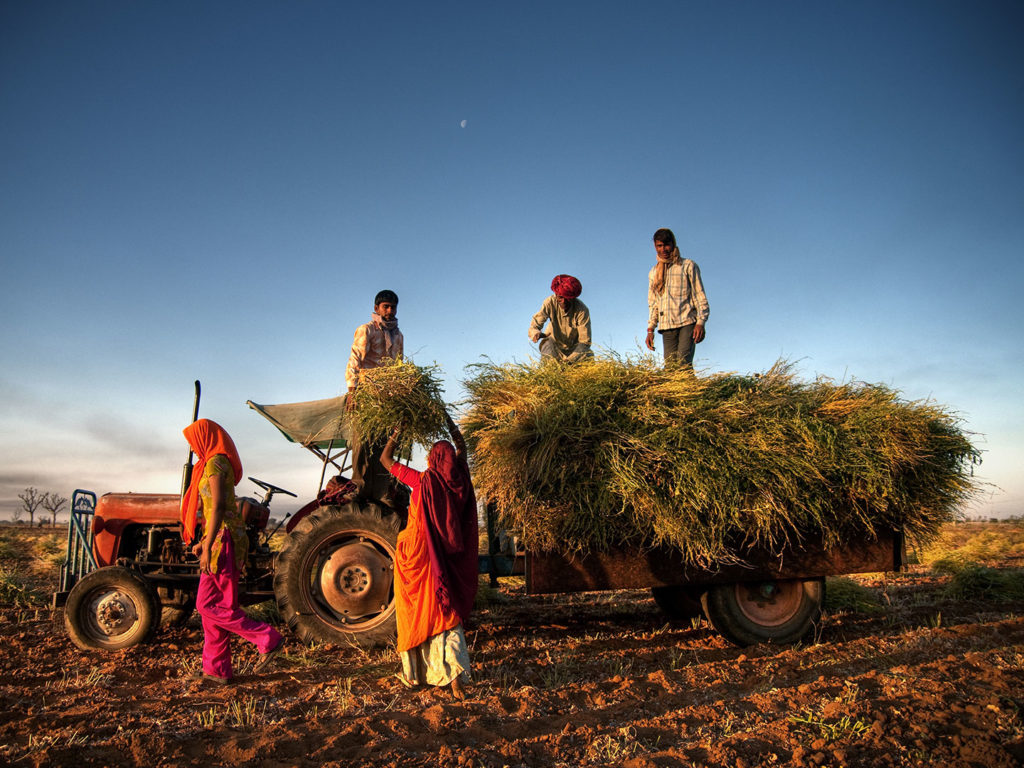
461 357 980 566
349 359 449 450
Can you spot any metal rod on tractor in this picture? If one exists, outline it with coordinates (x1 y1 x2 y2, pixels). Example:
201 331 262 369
180 380 201 498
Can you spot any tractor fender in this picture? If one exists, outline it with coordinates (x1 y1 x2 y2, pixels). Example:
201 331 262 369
285 499 321 534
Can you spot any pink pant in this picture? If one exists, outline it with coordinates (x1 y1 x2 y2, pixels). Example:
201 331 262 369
196 533 282 679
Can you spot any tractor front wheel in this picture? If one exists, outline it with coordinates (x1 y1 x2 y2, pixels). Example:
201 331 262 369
64 567 161 650
701 578 824 647
274 502 399 648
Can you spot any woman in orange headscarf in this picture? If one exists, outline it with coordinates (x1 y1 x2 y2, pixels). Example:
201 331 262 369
181 419 283 685
381 413 478 699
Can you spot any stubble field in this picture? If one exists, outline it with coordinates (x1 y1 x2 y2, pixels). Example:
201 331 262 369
1 522 1023 767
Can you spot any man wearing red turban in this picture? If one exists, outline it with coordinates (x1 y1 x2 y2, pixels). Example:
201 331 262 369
528 274 593 363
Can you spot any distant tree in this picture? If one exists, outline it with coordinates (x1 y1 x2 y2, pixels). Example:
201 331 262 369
42 492 68 527
17 487 45 527
11 505 23 523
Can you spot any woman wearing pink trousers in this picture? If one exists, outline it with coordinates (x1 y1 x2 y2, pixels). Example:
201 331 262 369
181 419 284 685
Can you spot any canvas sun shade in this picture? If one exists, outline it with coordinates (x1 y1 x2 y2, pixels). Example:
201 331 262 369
247 397 352 449
248 397 354 490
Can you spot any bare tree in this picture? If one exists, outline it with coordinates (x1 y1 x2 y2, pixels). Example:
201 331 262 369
43 492 68 527
11 505 23 523
17 487 45 527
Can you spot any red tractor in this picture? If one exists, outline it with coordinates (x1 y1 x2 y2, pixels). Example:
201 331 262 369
54 394 410 651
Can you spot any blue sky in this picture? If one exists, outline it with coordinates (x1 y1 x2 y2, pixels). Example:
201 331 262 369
2 1 1021 520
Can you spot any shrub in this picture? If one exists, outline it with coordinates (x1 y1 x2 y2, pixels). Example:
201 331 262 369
944 565 1024 602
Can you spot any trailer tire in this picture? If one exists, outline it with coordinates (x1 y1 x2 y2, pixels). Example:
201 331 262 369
64 566 161 651
701 578 824 647
651 585 704 620
274 502 399 648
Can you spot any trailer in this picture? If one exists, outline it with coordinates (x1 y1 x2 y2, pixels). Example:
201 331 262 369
56 393 904 651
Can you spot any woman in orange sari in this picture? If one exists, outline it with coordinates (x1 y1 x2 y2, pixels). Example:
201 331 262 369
181 419 284 685
381 414 478 698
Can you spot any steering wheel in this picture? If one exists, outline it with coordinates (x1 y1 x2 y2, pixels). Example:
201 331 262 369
248 477 297 498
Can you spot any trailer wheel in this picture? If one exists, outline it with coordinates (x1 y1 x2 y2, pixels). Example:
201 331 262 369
701 578 824 647
651 585 704 620
274 502 399 648
64 566 161 651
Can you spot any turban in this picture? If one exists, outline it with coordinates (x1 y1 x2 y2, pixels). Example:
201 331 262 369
551 274 582 299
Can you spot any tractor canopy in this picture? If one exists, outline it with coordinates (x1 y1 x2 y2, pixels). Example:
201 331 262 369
247 396 353 450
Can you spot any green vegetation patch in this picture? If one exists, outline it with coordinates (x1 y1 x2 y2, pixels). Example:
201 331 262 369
825 576 885 615
0 568 43 607
462 356 979 567
243 599 282 624
942 564 1024 602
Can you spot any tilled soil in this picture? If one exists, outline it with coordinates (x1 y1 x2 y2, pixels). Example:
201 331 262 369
1 562 1023 768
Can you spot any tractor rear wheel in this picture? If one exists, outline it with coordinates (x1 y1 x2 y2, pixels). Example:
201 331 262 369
64 566 161 650
701 578 824 647
274 502 399 648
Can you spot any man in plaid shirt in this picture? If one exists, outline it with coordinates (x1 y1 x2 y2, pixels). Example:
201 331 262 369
346 289 404 502
645 228 709 367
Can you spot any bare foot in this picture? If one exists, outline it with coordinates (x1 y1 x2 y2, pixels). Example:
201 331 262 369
450 676 467 700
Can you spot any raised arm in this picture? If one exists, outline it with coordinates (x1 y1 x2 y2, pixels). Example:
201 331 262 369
445 412 466 458
380 426 401 470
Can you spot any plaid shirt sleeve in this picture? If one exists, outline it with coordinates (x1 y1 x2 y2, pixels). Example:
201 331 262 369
346 324 369 390
686 260 710 325
647 266 660 329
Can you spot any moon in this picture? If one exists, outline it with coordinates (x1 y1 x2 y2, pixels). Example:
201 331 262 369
460 119 467 128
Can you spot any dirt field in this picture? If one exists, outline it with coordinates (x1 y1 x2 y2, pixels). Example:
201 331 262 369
1 523 1023 767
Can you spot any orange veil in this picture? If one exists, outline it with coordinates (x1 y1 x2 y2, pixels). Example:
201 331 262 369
179 419 243 544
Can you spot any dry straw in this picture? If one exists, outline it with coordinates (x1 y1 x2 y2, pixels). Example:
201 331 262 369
461 356 980 566
349 359 450 451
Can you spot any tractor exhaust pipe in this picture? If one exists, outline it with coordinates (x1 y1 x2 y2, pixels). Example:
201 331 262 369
180 380 201 498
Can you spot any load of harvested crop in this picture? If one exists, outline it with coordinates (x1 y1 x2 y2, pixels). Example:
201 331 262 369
348 359 450 451
461 357 980 566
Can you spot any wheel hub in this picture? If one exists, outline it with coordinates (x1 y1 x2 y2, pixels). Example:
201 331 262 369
319 539 393 621
735 581 803 627
94 591 138 635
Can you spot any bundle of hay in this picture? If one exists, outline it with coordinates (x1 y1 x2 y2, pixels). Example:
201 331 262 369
349 359 450 450
461 357 979 566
